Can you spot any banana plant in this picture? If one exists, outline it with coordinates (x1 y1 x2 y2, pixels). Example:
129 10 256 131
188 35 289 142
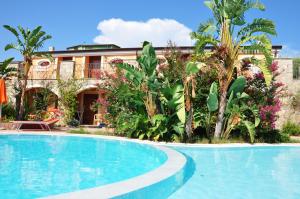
206 76 260 142
192 0 276 139
224 92 260 143
206 81 219 136
183 62 204 138
117 41 160 120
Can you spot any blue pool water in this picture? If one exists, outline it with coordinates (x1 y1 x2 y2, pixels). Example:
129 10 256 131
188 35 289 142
170 146 300 199
0 135 167 199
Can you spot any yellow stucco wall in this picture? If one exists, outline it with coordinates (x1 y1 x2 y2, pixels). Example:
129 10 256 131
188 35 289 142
28 58 57 79
29 51 268 80
74 56 84 79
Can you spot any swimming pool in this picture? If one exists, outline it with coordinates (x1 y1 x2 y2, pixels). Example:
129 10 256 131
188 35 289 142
0 134 172 198
170 146 300 199
1 134 300 199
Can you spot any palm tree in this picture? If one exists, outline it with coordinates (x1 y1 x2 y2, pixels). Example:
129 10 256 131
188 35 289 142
191 0 276 138
3 25 52 119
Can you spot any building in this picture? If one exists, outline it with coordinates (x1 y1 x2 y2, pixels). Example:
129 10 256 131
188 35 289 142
7 44 298 126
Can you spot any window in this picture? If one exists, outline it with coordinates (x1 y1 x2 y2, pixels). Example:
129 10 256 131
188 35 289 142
293 59 300 80
38 61 50 67
62 57 73 61
36 60 51 71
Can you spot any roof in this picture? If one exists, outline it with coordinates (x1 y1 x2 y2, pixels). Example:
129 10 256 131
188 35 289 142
66 44 120 50
37 45 282 56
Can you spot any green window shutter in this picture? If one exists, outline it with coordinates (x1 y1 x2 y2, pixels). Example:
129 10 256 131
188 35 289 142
293 59 300 79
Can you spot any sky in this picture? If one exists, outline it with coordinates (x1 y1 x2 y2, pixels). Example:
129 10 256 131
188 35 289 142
0 0 299 61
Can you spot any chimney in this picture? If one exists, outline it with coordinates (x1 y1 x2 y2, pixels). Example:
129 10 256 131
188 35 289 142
48 46 55 51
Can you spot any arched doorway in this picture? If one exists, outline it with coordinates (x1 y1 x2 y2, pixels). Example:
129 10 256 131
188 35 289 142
77 88 100 125
25 87 58 119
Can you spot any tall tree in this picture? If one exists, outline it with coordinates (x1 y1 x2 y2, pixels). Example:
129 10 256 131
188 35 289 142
3 25 52 119
191 0 276 138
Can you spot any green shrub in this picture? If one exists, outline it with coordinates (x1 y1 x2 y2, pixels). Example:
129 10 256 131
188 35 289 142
67 119 80 127
57 79 82 124
256 129 290 143
2 102 16 121
281 121 300 136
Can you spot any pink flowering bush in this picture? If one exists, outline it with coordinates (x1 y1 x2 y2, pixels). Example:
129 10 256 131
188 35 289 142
259 97 281 129
245 61 287 141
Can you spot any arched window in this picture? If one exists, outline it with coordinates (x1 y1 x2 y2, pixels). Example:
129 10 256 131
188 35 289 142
36 60 51 71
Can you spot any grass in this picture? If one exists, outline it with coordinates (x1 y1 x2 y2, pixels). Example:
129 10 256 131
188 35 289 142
67 128 120 136
193 137 247 144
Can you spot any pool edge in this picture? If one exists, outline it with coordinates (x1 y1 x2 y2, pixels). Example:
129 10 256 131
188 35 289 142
0 132 186 199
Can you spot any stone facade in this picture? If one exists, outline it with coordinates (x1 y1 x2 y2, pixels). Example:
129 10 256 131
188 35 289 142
275 58 300 128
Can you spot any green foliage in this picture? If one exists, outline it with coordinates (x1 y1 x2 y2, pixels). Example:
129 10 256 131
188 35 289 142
207 82 218 112
102 42 188 142
161 83 185 123
293 59 300 79
117 42 160 119
213 76 260 143
3 25 52 120
228 76 246 97
281 121 300 136
57 79 81 125
0 58 15 78
2 102 16 121
32 85 56 120
67 119 80 127
256 129 290 143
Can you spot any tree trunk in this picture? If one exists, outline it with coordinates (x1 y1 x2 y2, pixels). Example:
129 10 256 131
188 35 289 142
185 105 193 139
15 93 21 120
214 88 228 138
18 77 28 120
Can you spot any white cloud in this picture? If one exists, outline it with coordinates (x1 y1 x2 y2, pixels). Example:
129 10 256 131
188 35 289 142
280 45 300 58
93 18 193 47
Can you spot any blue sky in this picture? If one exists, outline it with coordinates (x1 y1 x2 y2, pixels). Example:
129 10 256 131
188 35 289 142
0 0 299 60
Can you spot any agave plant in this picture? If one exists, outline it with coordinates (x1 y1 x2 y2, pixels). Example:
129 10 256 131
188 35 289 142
192 0 276 138
3 25 52 119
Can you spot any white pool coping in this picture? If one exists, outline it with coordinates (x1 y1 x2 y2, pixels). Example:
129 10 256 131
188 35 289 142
0 131 187 199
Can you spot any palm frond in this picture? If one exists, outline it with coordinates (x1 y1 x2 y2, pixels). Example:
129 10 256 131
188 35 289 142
28 26 42 40
4 43 19 51
197 19 217 35
237 18 276 39
245 0 265 11
18 25 28 41
0 58 15 77
3 25 19 37
191 32 218 54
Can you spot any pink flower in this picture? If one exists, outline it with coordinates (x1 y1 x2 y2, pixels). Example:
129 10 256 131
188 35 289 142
269 62 279 73
259 97 282 129
274 82 284 88
255 72 265 80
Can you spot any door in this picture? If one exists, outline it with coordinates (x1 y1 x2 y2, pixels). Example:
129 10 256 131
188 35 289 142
82 94 98 124
88 56 101 78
